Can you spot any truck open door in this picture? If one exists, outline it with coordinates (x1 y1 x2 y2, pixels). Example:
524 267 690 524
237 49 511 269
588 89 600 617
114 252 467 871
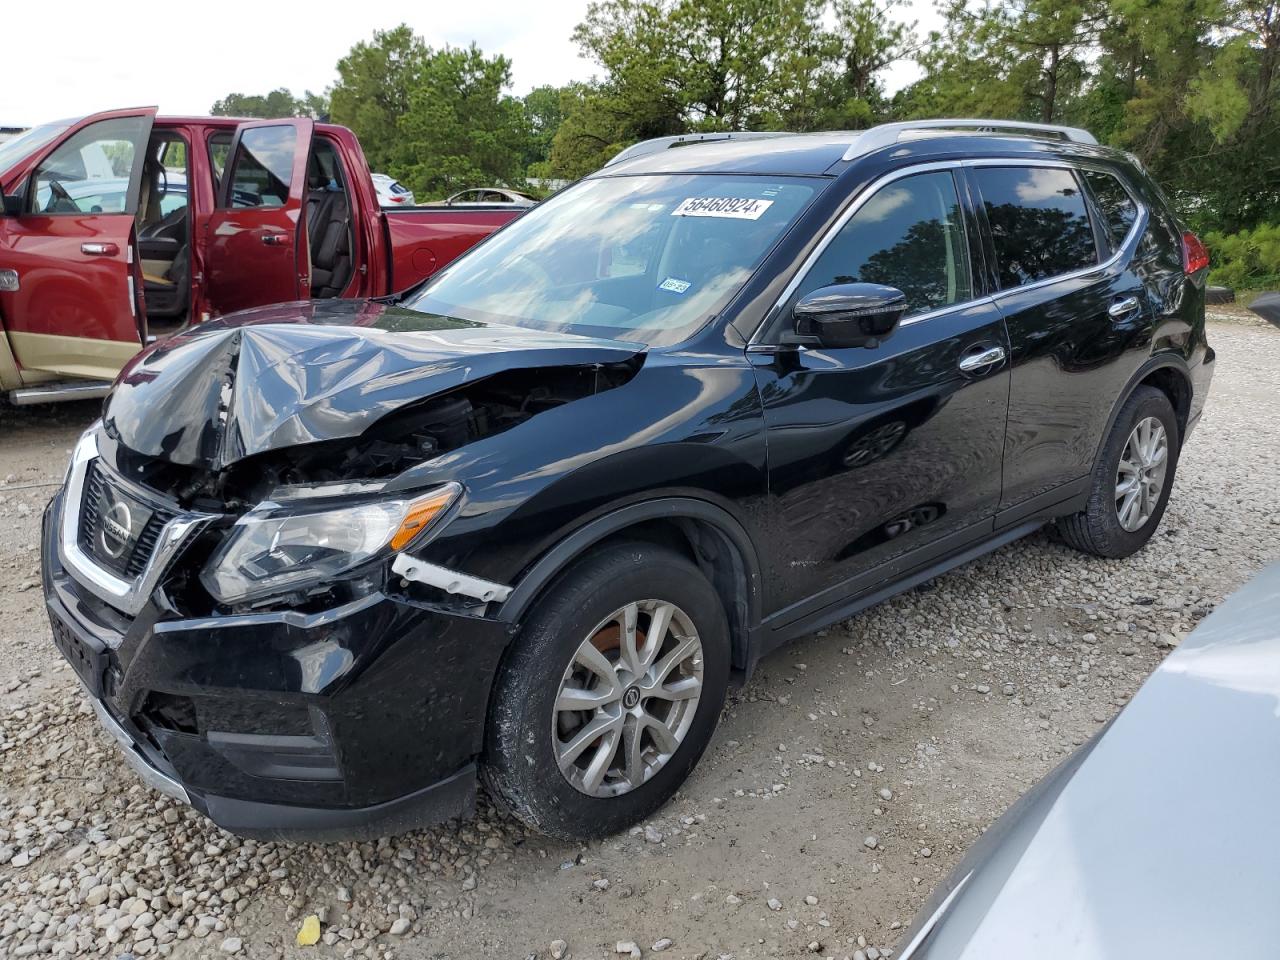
0 107 156 383
203 118 314 316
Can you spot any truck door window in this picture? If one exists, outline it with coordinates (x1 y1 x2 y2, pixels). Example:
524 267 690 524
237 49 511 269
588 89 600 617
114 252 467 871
29 115 150 214
222 126 296 208
973 166 1099 287
793 170 972 318
207 131 233 194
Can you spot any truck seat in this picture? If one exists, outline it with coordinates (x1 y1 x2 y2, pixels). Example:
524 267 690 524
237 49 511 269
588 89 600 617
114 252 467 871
308 183 353 299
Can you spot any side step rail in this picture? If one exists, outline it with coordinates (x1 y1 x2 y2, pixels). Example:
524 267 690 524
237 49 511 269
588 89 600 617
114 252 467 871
9 380 113 406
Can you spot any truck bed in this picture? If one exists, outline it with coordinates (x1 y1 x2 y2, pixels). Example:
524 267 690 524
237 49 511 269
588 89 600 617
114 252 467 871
383 206 524 293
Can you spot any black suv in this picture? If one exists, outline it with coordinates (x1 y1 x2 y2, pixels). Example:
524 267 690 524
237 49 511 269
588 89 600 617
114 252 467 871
43 120 1214 841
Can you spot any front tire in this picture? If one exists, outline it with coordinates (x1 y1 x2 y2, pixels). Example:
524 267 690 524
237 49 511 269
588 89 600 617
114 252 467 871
482 542 730 839
1057 385 1180 558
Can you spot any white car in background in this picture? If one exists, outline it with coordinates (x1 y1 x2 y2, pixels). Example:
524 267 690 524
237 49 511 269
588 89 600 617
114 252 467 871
443 187 536 207
371 173 414 207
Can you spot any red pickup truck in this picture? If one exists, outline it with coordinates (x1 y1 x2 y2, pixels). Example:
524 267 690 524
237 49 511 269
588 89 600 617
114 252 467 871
0 107 521 404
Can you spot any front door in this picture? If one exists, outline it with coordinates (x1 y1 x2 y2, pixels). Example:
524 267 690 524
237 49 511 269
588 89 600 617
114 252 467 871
751 168 1011 624
203 119 313 316
0 108 155 381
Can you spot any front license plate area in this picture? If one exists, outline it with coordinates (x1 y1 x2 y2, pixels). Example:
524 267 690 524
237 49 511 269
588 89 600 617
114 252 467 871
49 611 107 698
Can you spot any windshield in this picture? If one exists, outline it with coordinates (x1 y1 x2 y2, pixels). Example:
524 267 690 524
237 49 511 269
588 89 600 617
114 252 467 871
0 120 77 179
404 174 821 346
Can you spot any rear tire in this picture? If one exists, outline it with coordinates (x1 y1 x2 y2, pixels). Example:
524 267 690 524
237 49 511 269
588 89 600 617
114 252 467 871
1057 386 1180 558
481 541 730 840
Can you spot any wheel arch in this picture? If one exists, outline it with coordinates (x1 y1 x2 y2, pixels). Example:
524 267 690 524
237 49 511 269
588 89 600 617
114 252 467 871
1095 354 1194 461
496 497 764 672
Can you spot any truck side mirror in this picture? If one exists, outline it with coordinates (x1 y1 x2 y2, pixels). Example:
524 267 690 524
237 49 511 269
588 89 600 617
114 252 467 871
0 184 20 216
793 282 908 349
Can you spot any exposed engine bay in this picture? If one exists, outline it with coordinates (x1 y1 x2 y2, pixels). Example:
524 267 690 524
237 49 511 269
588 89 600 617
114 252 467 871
109 360 640 512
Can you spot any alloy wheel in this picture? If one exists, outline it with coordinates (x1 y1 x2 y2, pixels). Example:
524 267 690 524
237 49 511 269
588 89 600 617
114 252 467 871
553 600 704 797
1115 415 1168 532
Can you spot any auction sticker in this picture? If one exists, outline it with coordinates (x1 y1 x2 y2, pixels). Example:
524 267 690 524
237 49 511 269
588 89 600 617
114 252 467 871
658 277 692 294
671 197 774 220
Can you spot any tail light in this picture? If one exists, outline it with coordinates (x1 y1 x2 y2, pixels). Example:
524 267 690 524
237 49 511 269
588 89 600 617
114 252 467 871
1182 231 1210 274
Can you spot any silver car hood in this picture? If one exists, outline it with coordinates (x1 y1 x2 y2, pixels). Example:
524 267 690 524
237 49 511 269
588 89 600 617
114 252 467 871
903 561 1280 959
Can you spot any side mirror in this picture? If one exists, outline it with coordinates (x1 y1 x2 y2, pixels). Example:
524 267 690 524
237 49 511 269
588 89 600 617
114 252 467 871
792 282 908 349
1248 292 1280 329
0 185 20 216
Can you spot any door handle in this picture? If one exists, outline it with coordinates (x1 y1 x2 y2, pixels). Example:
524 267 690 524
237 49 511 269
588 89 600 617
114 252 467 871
261 234 289 247
958 344 1006 373
81 242 119 256
1108 296 1140 318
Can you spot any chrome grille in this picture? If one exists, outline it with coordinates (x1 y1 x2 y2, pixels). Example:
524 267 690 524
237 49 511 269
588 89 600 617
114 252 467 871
77 461 177 580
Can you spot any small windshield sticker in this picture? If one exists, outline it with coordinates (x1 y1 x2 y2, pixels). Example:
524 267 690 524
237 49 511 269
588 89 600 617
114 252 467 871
671 197 774 220
658 277 692 294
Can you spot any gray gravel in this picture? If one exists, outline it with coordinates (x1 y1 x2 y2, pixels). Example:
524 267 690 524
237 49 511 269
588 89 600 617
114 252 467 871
0 318 1276 959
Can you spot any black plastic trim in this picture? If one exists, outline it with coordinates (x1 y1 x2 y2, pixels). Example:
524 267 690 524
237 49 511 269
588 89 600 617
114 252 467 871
754 520 1046 667
1094 353 1194 460
994 477 1091 531
192 764 477 842
498 496 764 626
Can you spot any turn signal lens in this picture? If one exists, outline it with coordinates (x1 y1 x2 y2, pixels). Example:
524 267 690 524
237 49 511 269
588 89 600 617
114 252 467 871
390 485 461 550
1182 231 1210 274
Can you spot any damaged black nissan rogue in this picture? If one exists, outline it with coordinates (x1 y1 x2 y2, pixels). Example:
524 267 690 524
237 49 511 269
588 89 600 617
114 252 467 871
43 120 1214 841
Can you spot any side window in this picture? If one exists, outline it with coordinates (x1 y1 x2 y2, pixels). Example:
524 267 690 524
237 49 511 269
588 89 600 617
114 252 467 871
221 126 296 208
207 131 233 194
29 115 149 215
974 166 1098 288
1081 168 1138 249
795 170 972 318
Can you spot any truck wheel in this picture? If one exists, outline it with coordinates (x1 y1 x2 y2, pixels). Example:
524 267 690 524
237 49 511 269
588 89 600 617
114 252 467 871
482 541 730 840
1057 386 1180 558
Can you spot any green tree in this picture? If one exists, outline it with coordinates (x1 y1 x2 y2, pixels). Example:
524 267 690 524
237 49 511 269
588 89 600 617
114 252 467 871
523 84 577 170
552 0 911 174
811 0 918 128
210 88 328 119
897 0 1104 123
329 25 428 172
395 44 530 197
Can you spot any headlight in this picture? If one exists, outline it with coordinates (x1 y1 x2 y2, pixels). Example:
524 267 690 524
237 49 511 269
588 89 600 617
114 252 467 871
201 483 460 604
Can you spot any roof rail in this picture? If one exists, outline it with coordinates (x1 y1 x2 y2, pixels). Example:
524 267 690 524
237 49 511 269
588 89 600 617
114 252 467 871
605 131 795 168
842 119 1097 161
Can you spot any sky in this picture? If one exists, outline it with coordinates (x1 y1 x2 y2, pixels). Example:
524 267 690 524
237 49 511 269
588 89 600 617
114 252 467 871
0 0 933 126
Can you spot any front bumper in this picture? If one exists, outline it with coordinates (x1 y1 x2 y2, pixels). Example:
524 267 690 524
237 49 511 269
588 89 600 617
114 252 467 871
42 490 511 841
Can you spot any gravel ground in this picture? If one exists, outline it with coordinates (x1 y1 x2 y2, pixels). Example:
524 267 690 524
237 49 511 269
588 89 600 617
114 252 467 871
0 317 1276 960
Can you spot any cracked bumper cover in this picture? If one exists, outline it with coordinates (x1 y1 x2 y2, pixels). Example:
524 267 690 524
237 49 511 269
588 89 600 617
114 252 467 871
42 494 512 841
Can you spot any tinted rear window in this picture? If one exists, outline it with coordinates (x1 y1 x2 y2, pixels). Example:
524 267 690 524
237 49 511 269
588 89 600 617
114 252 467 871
1082 169 1138 248
975 166 1097 288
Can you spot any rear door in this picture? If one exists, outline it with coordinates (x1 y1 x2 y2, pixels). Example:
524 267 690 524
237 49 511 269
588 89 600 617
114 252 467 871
969 161 1153 519
203 119 312 316
0 108 155 380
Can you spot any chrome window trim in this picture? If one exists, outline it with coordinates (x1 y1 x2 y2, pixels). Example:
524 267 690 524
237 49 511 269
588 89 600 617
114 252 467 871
748 160 973 347
59 431 215 616
748 156 1148 349
963 158 1149 303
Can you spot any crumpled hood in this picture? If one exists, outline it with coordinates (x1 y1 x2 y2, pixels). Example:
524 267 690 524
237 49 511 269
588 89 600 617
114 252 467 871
103 299 646 470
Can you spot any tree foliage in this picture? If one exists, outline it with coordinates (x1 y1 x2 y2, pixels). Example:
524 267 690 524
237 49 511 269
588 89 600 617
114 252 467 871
210 88 328 119
325 26 529 197
210 3 1280 261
